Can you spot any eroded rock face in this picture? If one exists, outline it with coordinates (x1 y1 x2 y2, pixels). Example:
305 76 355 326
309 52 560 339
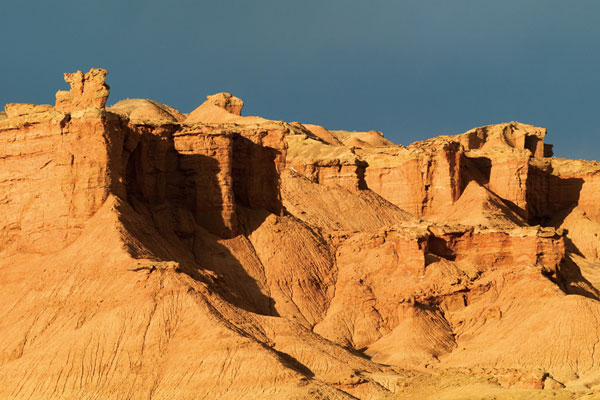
286 121 582 224
1 68 600 398
0 105 123 253
55 68 110 112
205 92 244 115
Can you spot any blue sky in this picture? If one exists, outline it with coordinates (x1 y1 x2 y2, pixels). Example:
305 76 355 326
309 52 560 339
2 1 599 160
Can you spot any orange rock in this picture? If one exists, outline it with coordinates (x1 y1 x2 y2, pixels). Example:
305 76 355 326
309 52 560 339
205 92 244 115
109 98 186 123
55 68 110 112
1 68 600 398
185 92 268 125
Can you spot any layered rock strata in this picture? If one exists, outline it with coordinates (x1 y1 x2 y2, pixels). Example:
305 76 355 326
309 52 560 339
1 68 599 399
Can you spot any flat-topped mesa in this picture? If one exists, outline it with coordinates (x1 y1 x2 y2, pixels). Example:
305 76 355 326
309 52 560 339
457 122 553 158
55 68 110 112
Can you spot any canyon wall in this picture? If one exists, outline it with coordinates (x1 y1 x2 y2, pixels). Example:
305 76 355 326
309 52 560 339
1 68 600 399
0 70 288 251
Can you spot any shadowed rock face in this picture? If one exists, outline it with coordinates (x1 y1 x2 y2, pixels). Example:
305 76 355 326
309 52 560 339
0 68 600 399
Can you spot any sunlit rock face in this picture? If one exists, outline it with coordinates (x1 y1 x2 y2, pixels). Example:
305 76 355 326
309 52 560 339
0 68 599 399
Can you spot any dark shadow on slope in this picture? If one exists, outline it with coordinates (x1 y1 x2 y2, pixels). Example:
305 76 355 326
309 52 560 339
271 348 315 379
356 160 369 190
461 154 524 221
124 130 234 237
236 206 273 237
232 134 283 222
556 253 600 301
348 346 373 361
191 227 278 316
497 197 529 221
460 160 584 226
122 127 279 316
116 195 278 316
526 165 584 226
562 229 584 257
125 128 285 238
426 236 457 263
175 153 235 237
524 135 541 155
461 156 491 189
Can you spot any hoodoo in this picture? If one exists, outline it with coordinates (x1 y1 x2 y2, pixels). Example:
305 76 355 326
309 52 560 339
1 68 599 399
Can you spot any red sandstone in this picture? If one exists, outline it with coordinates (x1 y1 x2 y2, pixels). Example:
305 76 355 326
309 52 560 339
0 69 599 399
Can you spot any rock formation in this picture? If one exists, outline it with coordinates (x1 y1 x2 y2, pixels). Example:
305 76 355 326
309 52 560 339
55 68 110 112
0 68 599 399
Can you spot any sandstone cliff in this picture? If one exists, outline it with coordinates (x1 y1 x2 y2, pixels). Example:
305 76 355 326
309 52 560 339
0 69 599 399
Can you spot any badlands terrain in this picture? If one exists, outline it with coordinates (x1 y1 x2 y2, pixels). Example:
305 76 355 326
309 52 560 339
0 68 599 399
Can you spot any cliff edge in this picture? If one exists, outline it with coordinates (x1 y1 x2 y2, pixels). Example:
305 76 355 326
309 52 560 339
1 69 599 399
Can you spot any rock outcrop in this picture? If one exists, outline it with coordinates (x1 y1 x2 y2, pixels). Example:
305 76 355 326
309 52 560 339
204 92 244 115
109 98 186 123
1 68 599 399
55 68 110 112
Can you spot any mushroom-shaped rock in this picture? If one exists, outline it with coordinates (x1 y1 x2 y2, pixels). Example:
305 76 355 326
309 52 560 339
55 68 110 112
185 92 268 124
205 92 244 115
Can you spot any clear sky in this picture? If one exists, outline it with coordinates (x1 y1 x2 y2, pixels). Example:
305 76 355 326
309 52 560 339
2 1 599 160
